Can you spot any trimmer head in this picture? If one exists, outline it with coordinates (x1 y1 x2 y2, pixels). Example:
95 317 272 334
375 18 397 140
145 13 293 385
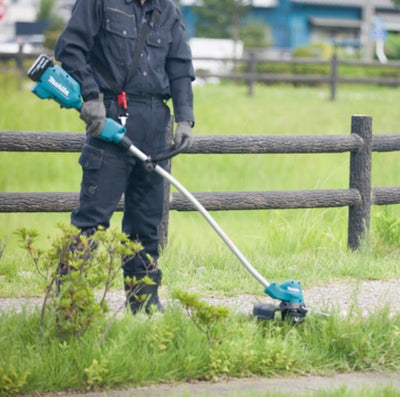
253 280 308 323
253 301 307 323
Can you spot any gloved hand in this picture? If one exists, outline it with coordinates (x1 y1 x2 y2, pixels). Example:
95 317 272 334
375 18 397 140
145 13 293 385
174 121 194 147
80 93 106 137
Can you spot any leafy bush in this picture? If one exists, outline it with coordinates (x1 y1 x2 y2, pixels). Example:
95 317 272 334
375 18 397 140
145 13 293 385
16 225 143 339
173 289 229 342
293 43 335 60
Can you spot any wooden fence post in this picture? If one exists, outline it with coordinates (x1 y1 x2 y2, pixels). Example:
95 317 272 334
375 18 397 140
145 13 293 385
247 52 256 97
17 43 25 91
330 53 338 101
348 115 372 250
158 116 174 249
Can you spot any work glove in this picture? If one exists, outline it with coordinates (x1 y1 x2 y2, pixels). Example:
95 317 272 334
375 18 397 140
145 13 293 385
174 121 194 147
80 93 106 137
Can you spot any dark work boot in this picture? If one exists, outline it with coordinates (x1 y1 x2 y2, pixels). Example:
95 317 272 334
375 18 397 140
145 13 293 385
124 269 164 315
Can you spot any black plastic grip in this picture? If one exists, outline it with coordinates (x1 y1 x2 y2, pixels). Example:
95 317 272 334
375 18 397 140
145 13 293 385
118 135 134 151
149 136 190 163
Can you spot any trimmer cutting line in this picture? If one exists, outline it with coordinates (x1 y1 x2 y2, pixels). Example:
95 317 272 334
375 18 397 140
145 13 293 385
28 54 314 323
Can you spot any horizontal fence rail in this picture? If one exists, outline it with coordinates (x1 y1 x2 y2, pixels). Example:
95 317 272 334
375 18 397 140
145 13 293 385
1 187 399 213
3 51 400 99
0 189 362 213
2 130 400 154
1 115 400 249
194 54 400 99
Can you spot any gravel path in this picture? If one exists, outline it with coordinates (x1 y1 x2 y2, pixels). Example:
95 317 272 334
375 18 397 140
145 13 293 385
43 372 400 397
2 279 400 317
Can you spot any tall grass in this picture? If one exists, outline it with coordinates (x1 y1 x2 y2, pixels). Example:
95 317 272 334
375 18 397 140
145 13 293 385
0 303 399 394
1 77 400 297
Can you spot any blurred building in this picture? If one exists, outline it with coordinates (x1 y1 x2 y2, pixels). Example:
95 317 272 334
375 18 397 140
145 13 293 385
1 0 399 57
180 0 400 56
0 0 39 43
0 0 74 45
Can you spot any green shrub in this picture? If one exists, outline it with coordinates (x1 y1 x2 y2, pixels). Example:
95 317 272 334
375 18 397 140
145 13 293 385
16 225 143 339
293 43 334 60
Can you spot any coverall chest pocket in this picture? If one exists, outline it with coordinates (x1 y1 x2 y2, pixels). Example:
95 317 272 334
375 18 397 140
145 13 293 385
146 29 172 68
104 7 137 63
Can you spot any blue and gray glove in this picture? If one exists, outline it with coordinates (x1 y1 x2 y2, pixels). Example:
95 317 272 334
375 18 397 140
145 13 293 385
80 93 106 137
174 121 194 147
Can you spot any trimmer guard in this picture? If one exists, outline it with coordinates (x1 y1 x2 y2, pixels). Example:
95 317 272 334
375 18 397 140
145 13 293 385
252 303 278 320
264 280 304 303
253 301 307 323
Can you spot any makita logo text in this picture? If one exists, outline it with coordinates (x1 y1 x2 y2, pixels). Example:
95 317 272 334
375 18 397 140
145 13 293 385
48 76 69 96
287 286 300 293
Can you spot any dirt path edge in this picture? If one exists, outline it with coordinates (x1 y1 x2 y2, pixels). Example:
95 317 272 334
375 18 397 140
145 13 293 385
40 372 400 397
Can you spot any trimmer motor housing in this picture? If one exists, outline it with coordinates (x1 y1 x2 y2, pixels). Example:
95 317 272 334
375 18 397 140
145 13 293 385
27 54 127 144
27 53 83 109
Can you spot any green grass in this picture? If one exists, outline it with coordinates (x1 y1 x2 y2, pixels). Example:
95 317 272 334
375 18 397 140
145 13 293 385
1 75 400 394
0 302 399 395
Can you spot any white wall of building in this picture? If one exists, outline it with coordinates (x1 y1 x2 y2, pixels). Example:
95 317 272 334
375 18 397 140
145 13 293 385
0 0 40 42
189 37 244 74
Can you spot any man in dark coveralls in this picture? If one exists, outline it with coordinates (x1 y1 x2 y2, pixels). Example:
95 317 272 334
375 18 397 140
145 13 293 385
55 0 195 314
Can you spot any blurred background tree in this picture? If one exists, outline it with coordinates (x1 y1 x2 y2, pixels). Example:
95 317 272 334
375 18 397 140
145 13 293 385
37 0 65 50
194 0 250 42
239 21 271 51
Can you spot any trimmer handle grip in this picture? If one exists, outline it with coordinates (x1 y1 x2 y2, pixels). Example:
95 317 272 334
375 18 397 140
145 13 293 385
98 118 127 144
149 136 190 163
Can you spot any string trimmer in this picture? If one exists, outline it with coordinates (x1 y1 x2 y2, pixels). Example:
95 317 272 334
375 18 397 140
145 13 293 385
28 54 309 323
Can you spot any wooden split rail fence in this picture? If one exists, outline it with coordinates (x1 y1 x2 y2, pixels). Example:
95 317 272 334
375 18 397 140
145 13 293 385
1 115 400 249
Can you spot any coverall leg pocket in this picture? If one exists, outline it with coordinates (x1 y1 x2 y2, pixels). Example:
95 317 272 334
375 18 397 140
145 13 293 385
73 143 131 230
78 144 104 200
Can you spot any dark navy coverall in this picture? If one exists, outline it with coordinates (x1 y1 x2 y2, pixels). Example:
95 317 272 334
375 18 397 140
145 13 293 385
55 0 195 275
